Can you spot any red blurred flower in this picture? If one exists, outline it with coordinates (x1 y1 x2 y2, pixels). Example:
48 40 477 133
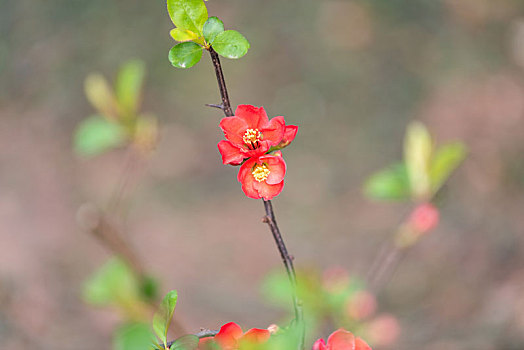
218 105 293 165
312 329 371 350
200 322 270 350
237 151 286 200
408 202 439 233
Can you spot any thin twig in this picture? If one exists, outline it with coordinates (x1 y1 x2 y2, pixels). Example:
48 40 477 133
205 103 225 110
206 47 305 349
78 203 188 335
208 48 233 117
263 200 305 349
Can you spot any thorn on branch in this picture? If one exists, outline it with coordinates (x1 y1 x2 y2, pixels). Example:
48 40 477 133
205 103 225 110
262 216 270 223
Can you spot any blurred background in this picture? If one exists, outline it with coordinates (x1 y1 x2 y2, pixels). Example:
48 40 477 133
2 0 524 349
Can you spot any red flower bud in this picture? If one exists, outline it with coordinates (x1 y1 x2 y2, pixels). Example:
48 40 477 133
408 203 440 233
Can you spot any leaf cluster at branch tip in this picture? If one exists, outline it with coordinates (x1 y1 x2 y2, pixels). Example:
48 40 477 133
167 0 250 69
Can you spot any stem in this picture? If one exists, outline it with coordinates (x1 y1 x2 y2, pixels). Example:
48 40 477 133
207 48 305 349
208 48 233 117
263 200 305 348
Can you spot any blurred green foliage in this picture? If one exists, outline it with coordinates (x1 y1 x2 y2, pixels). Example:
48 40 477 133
365 121 467 202
262 268 386 346
75 59 157 156
83 258 151 320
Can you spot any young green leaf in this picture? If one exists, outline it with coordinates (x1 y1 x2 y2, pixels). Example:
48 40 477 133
430 142 467 194
114 323 157 350
170 335 199 350
170 28 200 42
116 59 145 117
74 115 127 156
212 30 250 59
153 290 178 347
167 0 208 36
203 17 224 44
84 73 119 119
364 163 411 200
404 121 433 200
169 42 203 68
82 258 140 306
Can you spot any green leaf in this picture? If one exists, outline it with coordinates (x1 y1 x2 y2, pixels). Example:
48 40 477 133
167 0 208 35
140 275 160 302
83 258 139 306
84 73 119 119
114 322 156 350
430 142 467 194
203 17 224 44
116 59 145 117
168 42 203 68
364 163 411 200
212 30 250 59
170 335 199 350
170 28 200 42
153 290 178 347
404 121 433 200
74 115 127 156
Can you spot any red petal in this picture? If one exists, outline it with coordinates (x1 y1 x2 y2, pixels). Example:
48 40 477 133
355 337 372 350
215 322 243 349
327 329 356 350
220 116 248 146
218 140 245 165
260 116 285 146
253 180 284 200
238 159 261 199
241 328 271 344
260 154 286 185
282 125 298 144
241 175 262 199
313 339 328 350
238 158 256 182
235 104 269 129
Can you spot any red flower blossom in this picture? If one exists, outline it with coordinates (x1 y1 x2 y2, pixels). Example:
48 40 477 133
200 322 270 350
218 105 288 165
312 329 371 350
237 151 286 200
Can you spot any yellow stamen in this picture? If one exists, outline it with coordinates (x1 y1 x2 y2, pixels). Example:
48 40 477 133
243 128 262 145
252 164 270 182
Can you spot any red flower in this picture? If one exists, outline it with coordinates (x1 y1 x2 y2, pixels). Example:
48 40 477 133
218 105 287 165
200 322 270 350
312 329 372 350
237 152 286 200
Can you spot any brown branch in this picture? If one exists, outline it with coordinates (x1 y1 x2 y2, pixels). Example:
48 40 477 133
263 200 305 348
206 47 305 349
77 203 145 276
208 48 233 117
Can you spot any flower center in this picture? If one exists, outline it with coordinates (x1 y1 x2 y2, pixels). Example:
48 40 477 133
243 128 262 149
252 164 270 182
